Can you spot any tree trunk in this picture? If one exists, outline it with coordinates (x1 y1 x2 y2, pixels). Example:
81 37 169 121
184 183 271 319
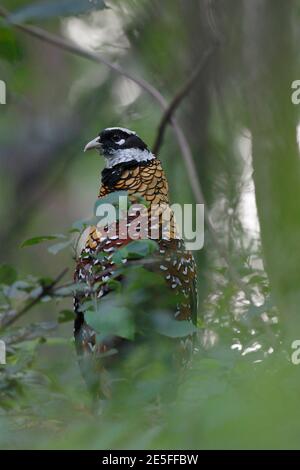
244 0 300 337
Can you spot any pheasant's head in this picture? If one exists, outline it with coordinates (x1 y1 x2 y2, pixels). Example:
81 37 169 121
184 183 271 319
84 127 155 168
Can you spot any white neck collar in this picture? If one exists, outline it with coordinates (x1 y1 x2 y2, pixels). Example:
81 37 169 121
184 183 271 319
105 148 155 169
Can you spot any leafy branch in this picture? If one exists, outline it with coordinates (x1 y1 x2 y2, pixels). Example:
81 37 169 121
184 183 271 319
0 268 69 330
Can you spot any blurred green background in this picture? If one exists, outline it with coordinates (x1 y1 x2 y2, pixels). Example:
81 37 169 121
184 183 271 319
1 0 300 450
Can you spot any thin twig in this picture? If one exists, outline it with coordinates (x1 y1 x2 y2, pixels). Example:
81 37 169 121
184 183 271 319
1 268 68 330
0 5 166 110
152 44 216 154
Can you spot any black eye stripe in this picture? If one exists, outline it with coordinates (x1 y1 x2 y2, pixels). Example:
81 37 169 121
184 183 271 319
99 128 148 151
105 131 127 142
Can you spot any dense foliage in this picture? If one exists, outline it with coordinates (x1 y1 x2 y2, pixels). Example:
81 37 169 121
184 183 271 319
1 0 300 450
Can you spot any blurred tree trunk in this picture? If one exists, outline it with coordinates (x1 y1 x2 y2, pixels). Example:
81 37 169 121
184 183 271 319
180 0 212 305
243 0 300 337
181 0 245 305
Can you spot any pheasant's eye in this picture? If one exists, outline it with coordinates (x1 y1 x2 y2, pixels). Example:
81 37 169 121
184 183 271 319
112 134 126 145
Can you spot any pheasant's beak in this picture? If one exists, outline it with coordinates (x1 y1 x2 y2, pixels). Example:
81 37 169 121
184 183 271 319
84 136 102 152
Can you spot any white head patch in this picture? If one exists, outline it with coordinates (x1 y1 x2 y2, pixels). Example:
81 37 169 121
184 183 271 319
105 127 137 136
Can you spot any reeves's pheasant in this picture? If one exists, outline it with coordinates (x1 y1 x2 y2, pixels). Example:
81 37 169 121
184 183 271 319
74 127 197 396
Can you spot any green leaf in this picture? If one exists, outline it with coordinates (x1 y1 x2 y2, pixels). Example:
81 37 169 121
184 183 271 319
72 216 101 232
85 299 135 340
55 283 88 297
38 277 54 288
112 240 158 265
8 0 107 24
0 265 17 285
48 240 72 255
21 235 61 248
111 249 126 265
58 309 74 323
129 193 150 208
106 278 121 292
77 300 94 313
29 286 43 299
153 313 198 338
91 252 107 261
11 280 32 291
126 239 158 259
94 191 129 214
